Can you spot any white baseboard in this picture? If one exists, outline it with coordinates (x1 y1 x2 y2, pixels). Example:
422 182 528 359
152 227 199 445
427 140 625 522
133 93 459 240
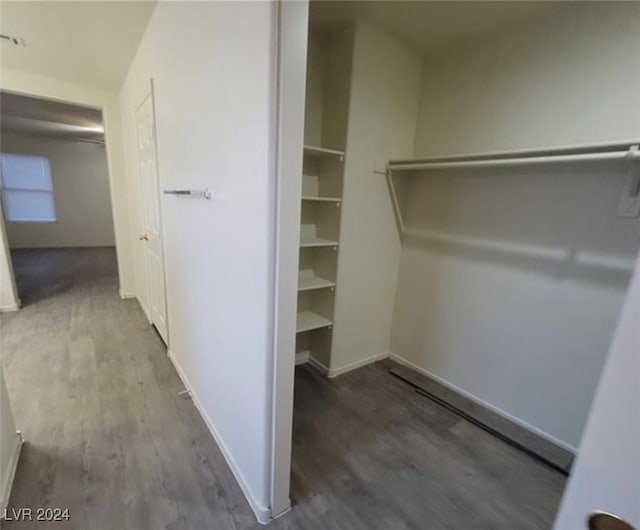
118 289 136 300
308 351 389 378
167 350 272 524
271 504 292 520
307 356 330 376
295 352 309 365
0 299 21 312
327 351 389 378
1 431 23 517
388 352 577 454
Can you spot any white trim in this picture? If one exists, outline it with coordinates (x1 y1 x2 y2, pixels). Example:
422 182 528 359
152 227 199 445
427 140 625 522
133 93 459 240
118 289 136 300
271 504 292 520
308 351 389 379
0 299 21 312
327 351 390 378
269 0 309 520
308 356 330 376
295 352 309 365
0 431 23 517
0 200 20 312
388 352 577 454
167 350 272 524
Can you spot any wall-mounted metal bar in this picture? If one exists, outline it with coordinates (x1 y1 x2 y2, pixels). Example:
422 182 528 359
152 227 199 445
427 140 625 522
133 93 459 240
163 189 213 200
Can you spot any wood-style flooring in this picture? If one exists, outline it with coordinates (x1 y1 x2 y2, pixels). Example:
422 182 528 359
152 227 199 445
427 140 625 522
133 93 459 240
1 247 565 529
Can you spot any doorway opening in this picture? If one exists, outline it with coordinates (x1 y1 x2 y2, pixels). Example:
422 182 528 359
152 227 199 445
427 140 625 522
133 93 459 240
271 2 640 527
0 91 118 307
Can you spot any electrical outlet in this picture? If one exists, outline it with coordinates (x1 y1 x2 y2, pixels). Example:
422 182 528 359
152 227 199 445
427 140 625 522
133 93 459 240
617 168 640 218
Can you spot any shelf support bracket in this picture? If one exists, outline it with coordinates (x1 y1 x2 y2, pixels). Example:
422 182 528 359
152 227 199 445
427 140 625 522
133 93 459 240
617 145 640 218
386 168 405 238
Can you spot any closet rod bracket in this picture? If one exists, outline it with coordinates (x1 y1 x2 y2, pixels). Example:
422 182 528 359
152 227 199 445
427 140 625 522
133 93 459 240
617 145 640 217
385 168 405 237
628 145 640 198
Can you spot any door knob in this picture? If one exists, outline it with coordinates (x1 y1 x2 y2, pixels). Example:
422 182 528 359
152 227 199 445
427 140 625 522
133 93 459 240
139 233 149 241
588 511 635 530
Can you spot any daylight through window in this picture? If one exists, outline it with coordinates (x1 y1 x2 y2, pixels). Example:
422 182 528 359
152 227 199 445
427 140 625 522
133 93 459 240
0 153 57 223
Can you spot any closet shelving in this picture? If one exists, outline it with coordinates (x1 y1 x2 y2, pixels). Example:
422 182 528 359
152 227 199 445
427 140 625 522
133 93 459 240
296 311 333 333
295 25 352 368
299 236 339 247
298 270 336 291
385 140 640 234
295 144 345 361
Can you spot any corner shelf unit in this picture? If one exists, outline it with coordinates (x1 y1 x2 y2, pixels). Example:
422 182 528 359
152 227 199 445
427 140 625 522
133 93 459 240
295 144 345 369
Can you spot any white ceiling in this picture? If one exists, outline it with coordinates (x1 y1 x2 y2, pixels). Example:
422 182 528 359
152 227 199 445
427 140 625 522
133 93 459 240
1 91 104 142
0 1 558 90
310 1 559 55
0 1 156 90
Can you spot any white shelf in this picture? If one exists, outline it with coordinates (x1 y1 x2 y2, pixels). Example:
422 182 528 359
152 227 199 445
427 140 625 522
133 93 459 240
300 236 338 248
302 196 342 203
303 145 345 159
298 273 335 292
296 311 332 333
295 352 310 365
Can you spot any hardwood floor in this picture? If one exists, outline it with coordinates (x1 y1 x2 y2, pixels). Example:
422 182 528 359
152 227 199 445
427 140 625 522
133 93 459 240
1 248 259 530
1 247 566 529
286 364 566 530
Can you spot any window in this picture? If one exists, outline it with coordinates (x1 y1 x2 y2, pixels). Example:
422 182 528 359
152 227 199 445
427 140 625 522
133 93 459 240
0 153 56 223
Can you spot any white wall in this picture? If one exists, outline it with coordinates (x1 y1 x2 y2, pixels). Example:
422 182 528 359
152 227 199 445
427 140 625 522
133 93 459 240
1 132 115 249
120 1 277 522
303 32 325 147
0 68 135 297
0 367 20 514
415 2 640 155
391 2 640 450
319 28 353 153
331 22 422 371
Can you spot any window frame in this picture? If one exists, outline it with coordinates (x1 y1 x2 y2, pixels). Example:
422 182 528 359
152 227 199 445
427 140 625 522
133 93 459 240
0 153 57 224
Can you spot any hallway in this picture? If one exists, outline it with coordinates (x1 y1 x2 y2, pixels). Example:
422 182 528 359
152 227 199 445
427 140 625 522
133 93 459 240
1 248 260 529
1 248 566 529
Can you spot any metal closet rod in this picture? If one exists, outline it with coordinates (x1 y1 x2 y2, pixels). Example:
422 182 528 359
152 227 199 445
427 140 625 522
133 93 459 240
387 140 640 171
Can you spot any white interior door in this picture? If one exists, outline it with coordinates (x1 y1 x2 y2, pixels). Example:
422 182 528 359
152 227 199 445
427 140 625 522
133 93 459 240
135 88 168 344
553 251 640 530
